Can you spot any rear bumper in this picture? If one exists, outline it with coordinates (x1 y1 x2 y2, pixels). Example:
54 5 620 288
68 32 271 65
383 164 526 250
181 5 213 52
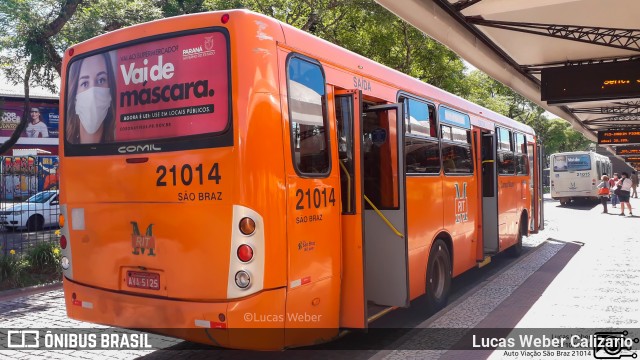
63 277 288 350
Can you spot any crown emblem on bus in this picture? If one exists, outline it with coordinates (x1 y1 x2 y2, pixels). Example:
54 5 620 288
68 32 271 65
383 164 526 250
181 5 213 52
131 221 156 256
204 36 214 51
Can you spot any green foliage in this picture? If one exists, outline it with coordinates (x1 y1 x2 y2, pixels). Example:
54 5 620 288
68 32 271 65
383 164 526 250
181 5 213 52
25 242 61 274
203 0 468 93
0 242 62 290
0 251 26 287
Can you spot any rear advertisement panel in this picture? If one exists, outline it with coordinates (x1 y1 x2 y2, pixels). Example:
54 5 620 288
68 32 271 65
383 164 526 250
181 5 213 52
65 29 231 154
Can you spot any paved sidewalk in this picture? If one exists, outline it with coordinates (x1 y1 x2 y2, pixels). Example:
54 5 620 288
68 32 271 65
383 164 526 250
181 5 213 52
375 196 640 360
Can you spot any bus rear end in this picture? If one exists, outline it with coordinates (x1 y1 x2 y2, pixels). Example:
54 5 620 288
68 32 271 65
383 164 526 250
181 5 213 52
59 11 291 349
550 152 598 204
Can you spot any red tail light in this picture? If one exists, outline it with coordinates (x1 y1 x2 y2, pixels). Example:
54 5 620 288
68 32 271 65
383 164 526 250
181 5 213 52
237 244 254 262
60 235 67 249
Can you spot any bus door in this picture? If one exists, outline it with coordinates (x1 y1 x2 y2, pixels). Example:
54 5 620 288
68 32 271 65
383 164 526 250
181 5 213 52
335 89 366 328
533 142 544 231
480 130 499 254
334 93 409 327
362 103 408 308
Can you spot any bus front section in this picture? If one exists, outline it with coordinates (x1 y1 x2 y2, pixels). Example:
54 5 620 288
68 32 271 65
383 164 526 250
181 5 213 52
59 11 303 350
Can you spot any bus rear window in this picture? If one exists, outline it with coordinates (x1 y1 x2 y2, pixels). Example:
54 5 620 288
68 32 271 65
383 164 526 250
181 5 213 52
553 154 590 172
65 30 229 146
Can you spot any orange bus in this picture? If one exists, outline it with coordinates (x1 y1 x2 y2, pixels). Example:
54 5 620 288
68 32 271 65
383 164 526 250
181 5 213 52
59 9 543 350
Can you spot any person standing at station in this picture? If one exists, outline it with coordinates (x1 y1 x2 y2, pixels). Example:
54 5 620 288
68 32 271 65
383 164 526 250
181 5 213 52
631 171 638 198
597 175 610 214
617 172 633 216
610 173 620 208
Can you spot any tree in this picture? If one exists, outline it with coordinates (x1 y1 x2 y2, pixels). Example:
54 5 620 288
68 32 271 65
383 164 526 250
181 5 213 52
204 0 469 93
0 0 84 153
0 0 162 152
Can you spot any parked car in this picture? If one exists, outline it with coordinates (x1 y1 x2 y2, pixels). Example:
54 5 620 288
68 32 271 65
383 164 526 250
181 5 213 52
0 190 60 231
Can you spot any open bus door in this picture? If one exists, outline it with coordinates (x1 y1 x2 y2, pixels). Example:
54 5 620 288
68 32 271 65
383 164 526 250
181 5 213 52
334 92 409 328
362 103 408 310
527 140 544 233
537 142 545 231
335 89 366 328
480 130 499 254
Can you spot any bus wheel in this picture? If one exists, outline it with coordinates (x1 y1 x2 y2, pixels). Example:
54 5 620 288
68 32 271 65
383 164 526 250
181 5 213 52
506 222 524 258
426 239 452 311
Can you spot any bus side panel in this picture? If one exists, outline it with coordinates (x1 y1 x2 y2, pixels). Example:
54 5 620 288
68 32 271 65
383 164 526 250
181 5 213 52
406 176 443 299
442 176 478 277
278 48 341 333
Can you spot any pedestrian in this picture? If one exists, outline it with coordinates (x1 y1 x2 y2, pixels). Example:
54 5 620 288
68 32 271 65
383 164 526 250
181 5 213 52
610 173 620 208
631 171 638 198
597 175 610 214
616 172 633 216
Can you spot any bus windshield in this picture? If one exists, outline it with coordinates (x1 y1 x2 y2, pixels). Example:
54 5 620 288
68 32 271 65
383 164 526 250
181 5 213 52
553 154 591 172
64 30 229 148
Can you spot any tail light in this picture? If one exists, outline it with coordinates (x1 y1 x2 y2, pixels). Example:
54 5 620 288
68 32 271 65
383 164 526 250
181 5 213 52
60 235 67 249
239 217 255 235
234 270 251 289
237 244 254 263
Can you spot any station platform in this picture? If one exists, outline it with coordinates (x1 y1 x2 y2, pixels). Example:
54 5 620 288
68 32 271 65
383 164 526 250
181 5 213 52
371 195 640 360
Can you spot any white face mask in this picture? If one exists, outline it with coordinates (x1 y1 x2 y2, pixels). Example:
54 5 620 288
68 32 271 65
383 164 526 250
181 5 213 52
75 87 112 134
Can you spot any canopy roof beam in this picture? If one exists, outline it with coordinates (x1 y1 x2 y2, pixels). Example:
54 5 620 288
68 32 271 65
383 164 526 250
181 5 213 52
466 18 640 52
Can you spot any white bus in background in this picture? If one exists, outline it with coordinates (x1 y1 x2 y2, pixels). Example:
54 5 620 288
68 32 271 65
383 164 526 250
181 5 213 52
550 151 611 205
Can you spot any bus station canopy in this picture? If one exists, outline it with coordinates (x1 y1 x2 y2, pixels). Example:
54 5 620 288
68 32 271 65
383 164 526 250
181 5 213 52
374 0 640 150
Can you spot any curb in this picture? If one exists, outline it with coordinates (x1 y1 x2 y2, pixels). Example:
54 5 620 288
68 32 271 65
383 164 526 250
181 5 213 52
0 281 62 301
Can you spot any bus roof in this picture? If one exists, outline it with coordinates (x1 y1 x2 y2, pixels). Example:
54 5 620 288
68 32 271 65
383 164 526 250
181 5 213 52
275 11 535 136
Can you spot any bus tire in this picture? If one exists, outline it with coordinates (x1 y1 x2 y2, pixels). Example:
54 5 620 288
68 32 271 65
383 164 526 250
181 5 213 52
425 239 452 311
506 222 524 258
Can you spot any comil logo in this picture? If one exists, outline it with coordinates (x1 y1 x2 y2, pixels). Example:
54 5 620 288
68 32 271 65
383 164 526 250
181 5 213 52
117 144 161 154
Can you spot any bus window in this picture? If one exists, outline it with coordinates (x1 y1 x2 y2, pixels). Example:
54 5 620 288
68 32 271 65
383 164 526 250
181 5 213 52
514 133 527 154
514 133 528 175
335 94 355 213
497 127 512 151
442 125 473 175
498 152 516 175
287 56 330 176
405 137 440 174
442 143 473 174
553 153 590 172
406 98 436 138
64 30 231 154
497 127 515 175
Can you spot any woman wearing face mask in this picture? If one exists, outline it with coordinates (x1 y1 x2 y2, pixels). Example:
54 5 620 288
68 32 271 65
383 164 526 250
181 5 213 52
66 53 116 144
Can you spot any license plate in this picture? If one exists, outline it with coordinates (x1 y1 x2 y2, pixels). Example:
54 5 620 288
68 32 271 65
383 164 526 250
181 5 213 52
126 271 160 290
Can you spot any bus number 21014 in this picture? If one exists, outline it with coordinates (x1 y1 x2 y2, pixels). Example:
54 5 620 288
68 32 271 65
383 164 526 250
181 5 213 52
156 163 221 186
295 187 335 210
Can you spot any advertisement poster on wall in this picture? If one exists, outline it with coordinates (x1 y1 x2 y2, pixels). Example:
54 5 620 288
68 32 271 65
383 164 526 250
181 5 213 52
0 101 59 139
